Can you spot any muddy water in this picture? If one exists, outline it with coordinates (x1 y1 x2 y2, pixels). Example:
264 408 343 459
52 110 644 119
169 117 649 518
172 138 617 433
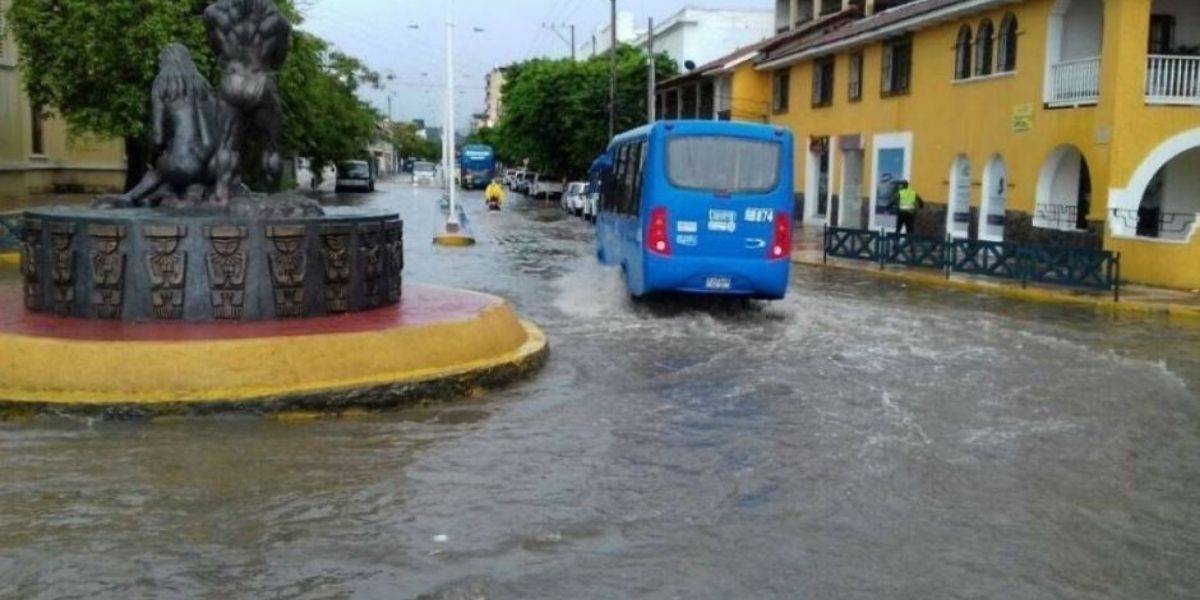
1 182 1198 599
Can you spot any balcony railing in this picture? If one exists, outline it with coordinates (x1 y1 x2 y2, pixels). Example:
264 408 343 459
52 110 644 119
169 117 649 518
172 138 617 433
1049 56 1101 106
1146 55 1200 106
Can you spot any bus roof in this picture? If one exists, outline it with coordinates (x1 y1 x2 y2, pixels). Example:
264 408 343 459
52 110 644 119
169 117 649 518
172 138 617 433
607 120 788 150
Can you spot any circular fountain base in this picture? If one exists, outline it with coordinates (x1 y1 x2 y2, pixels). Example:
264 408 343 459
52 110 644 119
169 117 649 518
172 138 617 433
0 284 548 418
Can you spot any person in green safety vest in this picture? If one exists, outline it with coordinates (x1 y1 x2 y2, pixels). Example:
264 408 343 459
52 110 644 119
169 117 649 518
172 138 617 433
895 180 924 235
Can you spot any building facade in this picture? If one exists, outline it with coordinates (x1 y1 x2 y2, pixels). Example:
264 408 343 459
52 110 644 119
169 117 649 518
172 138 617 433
484 68 506 128
0 1 125 205
666 0 1200 290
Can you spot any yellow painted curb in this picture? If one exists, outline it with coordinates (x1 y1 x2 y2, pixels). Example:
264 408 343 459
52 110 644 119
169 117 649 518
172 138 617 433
433 233 477 246
0 301 548 412
795 257 1200 322
0 252 18 269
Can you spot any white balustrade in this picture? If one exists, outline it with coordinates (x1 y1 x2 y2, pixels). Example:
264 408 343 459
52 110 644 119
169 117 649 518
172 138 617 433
1049 56 1101 106
1146 55 1200 106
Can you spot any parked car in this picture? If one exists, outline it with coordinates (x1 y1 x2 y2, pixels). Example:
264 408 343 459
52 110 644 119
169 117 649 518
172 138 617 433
563 181 587 215
508 169 525 191
531 175 564 200
412 161 437 186
518 171 539 195
503 168 519 188
583 181 599 222
335 160 374 192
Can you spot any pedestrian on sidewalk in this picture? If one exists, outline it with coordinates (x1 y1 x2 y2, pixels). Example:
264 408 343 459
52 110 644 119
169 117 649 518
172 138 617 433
895 180 924 235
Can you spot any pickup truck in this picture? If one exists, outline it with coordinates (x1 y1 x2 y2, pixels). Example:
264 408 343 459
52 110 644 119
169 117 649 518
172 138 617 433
530 175 565 200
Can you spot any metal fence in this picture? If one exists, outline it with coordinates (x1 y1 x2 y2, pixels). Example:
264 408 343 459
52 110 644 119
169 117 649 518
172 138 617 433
824 226 1121 300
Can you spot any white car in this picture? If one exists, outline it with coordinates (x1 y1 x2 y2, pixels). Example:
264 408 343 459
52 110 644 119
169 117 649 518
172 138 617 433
563 181 587 215
583 182 599 222
531 176 565 200
412 161 436 186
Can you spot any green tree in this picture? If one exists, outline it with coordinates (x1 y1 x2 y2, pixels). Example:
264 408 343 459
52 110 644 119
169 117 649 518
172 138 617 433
8 0 380 191
388 121 440 163
492 46 676 178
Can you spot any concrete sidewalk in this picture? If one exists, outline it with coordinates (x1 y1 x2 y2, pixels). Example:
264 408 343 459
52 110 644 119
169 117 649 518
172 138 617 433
791 224 1200 320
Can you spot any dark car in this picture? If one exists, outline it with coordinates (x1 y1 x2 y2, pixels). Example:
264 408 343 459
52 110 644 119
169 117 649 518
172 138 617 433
336 160 375 192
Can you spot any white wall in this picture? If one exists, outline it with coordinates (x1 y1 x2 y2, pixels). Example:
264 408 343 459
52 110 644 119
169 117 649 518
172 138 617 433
635 8 774 72
1061 0 1103 60
1163 146 1200 214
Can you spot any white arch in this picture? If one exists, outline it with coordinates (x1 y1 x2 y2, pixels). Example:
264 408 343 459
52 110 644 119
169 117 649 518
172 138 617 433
1035 145 1089 231
1109 127 1200 242
946 154 971 239
980 154 1008 242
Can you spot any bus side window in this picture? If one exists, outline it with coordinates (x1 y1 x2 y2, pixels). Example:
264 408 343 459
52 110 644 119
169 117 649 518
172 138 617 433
609 146 626 212
632 140 647 214
623 142 641 216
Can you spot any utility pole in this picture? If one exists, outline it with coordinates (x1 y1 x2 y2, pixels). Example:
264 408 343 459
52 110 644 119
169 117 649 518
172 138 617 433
647 18 655 124
542 23 577 61
609 0 617 140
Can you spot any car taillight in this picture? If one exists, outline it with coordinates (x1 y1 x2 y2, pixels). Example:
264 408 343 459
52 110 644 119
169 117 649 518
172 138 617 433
769 212 791 260
647 206 671 256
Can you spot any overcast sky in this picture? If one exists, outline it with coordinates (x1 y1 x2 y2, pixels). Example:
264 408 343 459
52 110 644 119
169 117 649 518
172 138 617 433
298 0 771 130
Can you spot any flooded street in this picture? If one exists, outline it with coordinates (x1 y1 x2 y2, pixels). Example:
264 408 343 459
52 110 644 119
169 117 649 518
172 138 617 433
2 181 1199 599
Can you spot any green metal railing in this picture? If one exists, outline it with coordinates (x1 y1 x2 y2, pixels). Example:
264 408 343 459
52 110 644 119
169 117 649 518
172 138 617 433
824 226 1122 301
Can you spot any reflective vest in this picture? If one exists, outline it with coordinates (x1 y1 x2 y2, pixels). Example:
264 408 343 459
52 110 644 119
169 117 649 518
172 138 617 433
898 188 919 212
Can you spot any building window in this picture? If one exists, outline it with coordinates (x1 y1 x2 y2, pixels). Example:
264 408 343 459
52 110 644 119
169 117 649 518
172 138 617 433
848 52 863 101
812 57 835 108
881 36 912 97
997 13 1018 72
975 19 994 76
954 25 973 80
31 105 45 156
1149 14 1176 54
772 69 790 114
699 80 715 120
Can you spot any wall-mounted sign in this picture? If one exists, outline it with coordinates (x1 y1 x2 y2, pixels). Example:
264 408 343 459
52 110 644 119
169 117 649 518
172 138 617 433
1012 103 1034 133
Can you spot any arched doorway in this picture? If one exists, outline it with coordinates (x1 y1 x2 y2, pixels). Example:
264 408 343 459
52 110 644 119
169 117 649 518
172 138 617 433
980 155 1007 241
947 154 971 239
1035 145 1092 231
1133 146 1200 240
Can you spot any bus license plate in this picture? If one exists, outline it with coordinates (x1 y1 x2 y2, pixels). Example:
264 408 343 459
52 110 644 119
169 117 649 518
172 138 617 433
705 277 732 290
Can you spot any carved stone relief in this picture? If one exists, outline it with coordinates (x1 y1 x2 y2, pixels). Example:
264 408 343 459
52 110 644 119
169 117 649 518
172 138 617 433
48 222 77 315
144 225 188 320
359 222 383 308
266 225 307 318
205 225 249 320
384 219 403 303
321 225 352 313
88 224 127 320
20 219 43 311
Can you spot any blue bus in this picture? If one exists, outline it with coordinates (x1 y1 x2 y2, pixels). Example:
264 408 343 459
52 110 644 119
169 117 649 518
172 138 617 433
459 144 496 190
595 121 794 299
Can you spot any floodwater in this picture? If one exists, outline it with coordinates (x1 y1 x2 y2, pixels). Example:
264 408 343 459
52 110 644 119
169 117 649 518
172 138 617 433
2 181 1198 599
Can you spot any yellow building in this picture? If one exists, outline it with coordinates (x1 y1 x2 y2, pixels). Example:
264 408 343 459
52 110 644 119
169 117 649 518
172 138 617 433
660 0 1200 290
0 1 124 206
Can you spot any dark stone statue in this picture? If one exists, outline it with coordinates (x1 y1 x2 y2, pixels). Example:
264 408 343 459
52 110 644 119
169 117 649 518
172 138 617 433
204 0 292 204
98 44 219 208
96 0 296 211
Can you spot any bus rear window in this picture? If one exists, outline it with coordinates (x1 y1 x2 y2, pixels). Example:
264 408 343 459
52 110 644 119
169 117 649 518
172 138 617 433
666 136 780 194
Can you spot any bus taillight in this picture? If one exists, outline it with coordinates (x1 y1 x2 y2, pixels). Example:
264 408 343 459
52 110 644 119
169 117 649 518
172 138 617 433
769 212 791 260
647 206 671 256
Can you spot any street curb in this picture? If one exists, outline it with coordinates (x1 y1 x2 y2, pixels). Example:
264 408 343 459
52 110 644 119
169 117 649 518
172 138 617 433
0 252 17 269
793 256 1200 321
0 288 550 419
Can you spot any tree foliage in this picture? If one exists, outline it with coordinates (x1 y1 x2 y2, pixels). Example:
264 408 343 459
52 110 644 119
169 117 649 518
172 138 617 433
491 46 677 178
388 121 440 163
7 0 382 188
